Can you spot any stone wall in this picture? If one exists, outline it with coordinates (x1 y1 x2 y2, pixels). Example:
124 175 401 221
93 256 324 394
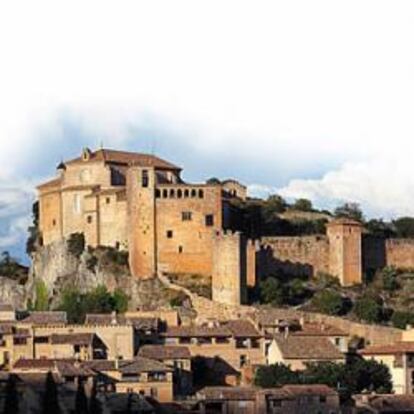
260 236 330 278
155 184 222 277
385 239 414 269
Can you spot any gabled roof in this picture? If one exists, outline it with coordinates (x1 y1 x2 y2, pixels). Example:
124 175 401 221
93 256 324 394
199 387 258 401
21 311 67 325
50 333 95 346
360 342 414 355
65 148 181 171
138 345 191 360
224 320 261 338
273 335 344 360
82 358 172 374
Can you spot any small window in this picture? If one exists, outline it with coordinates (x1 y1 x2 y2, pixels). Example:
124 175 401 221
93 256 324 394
182 211 192 221
177 189 183 198
184 189 189 198
52 219 56 227
240 355 247 368
163 189 168 198
167 230 173 239
198 189 204 198
320 395 327 403
191 189 197 198
106 197 111 204
87 215 93 224
205 214 214 227
142 170 149 188
155 189 161 198
178 246 183 254
170 189 175 198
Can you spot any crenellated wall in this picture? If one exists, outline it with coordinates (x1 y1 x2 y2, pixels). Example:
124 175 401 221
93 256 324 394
259 236 330 278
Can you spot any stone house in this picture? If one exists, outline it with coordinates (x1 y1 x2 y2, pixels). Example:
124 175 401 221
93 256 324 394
138 344 192 396
360 342 414 395
161 320 266 373
197 384 341 414
83 358 174 402
267 334 345 370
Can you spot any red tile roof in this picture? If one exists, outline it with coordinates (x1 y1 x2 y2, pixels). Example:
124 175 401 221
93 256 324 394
273 335 344 360
66 149 181 171
50 333 95 346
138 345 191 360
360 342 414 355
21 311 67 325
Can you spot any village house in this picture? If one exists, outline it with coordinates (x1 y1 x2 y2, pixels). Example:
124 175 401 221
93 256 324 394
161 320 266 373
83 358 174 402
267 334 345 370
138 344 192 396
197 384 341 414
360 342 414 395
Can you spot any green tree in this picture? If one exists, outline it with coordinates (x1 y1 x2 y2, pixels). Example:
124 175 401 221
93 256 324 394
35 280 49 311
4 374 19 414
206 177 221 185
67 233 85 258
75 381 89 414
259 277 285 306
334 202 364 222
113 289 129 313
393 217 414 238
293 198 313 212
263 194 287 217
42 372 61 414
391 310 414 329
381 266 399 291
254 363 299 388
354 295 382 323
313 290 344 315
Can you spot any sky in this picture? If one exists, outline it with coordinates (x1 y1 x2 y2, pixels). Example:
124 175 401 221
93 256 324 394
1 0 414 261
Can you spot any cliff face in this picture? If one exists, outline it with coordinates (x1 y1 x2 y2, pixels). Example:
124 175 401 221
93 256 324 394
26 240 187 310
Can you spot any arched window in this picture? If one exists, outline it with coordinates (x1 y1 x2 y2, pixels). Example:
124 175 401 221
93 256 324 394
184 189 189 198
198 189 204 199
177 189 183 198
191 189 197 198
163 189 168 198
155 189 161 198
170 189 175 198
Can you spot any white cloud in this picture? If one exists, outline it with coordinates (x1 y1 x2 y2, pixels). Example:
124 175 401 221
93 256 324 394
0 0 414 254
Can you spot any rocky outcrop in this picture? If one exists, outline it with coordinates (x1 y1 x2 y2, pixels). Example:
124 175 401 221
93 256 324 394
26 240 188 310
0 277 26 308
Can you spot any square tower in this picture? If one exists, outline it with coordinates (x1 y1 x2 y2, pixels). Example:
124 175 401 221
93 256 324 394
127 166 157 279
327 218 363 286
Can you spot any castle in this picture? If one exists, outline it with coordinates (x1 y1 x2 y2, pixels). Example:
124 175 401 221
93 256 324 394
37 148 414 306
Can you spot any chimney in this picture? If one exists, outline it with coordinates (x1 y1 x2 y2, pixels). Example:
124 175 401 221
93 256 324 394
115 357 119 370
284 326 289 339
111 311 117 325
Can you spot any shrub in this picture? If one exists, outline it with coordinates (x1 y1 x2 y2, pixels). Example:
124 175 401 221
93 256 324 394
381 266 399 291
293 198 313 212
391 310 414 329
254 363 299 388
34 280 49 311
354 295 382 323
67 233 85 258
259 277 285 306
312 290 344 315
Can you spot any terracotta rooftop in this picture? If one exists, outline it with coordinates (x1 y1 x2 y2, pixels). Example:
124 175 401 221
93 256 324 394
138 345 191 360
199 387 258 401
85 313 159 331
163 325 232 338
273 335 344 360
360 342 414 355
21 311 67 325
355 394 414 412
282 384 339 397
0 304 14 312
223 320 262 338
295 322 348 337
14 359 56 370
65 148 181 171
82 358 172 374
50 333 95 346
